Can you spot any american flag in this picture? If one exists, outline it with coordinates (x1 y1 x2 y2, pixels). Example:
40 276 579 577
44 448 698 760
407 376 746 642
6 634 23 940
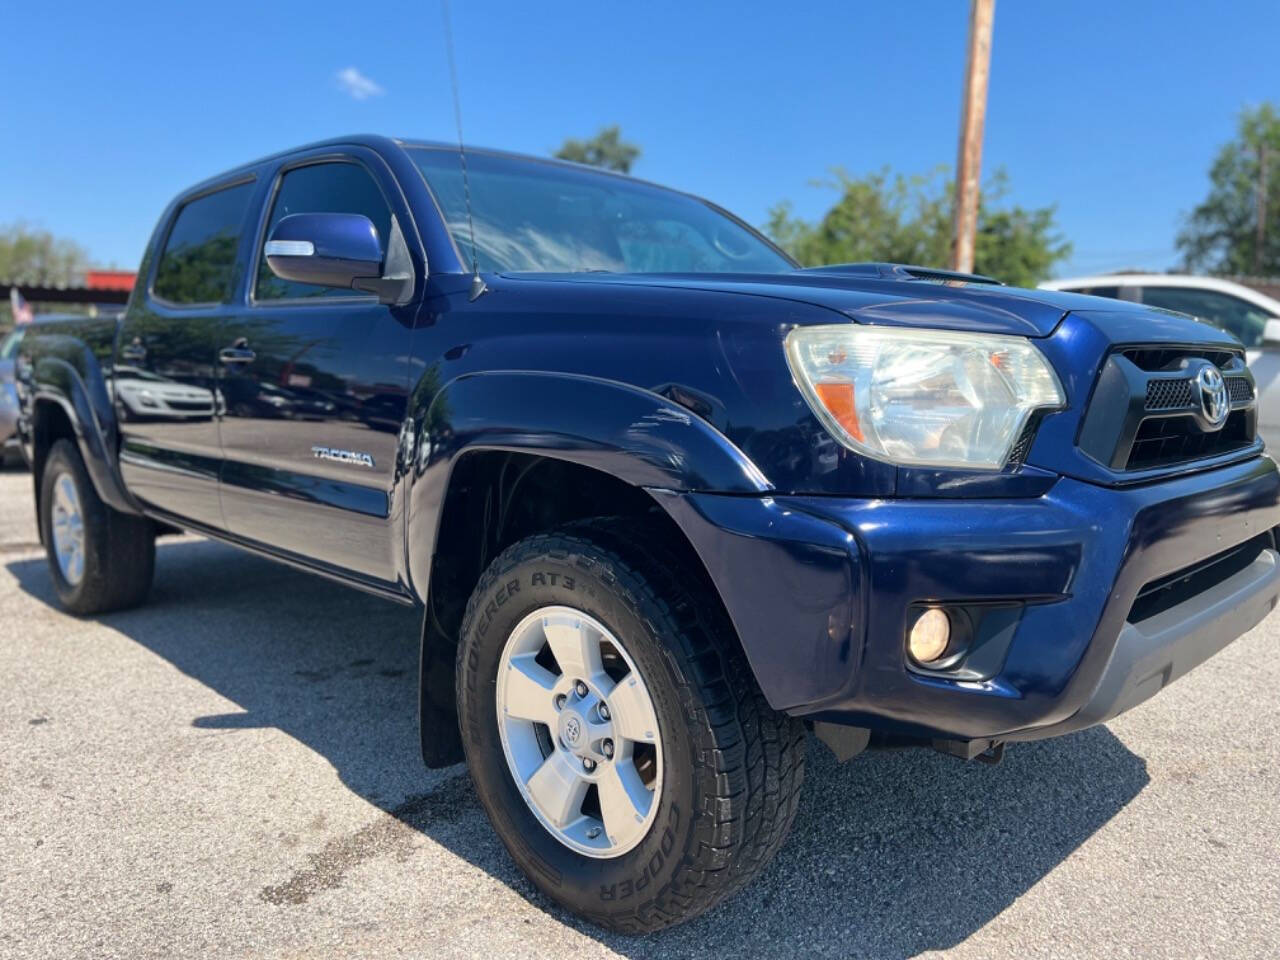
9 287 33 325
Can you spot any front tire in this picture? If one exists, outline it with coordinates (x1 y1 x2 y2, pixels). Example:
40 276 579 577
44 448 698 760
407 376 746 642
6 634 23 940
39 439 155 615
456 520 805 932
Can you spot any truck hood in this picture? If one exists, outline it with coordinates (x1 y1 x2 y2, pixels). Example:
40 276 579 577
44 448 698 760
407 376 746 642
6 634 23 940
501 269 1154 338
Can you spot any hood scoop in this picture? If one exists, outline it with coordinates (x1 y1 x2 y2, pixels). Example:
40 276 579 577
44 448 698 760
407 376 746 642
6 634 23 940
800 262 1004 287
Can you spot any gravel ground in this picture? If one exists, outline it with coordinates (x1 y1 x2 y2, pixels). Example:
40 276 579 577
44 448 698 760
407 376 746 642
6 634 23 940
0 464 1277 959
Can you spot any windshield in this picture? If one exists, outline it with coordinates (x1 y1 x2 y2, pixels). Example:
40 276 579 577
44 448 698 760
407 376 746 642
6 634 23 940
408 147 794 275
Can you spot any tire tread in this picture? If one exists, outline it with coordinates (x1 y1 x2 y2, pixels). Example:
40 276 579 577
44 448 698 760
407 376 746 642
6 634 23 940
458 516 805 933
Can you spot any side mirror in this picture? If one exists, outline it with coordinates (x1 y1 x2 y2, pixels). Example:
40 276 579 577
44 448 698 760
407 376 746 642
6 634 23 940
1263 318 1280 348
265 213 384 290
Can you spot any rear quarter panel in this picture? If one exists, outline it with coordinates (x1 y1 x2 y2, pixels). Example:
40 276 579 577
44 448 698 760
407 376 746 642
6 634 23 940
18 315 135 514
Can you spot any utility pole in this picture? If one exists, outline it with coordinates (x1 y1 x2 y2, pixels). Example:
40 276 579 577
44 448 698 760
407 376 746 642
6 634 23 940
951 0 995 274
1256 141 1268 275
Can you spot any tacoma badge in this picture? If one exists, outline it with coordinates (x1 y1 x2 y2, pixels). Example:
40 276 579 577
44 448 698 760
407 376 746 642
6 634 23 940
311 446 375 468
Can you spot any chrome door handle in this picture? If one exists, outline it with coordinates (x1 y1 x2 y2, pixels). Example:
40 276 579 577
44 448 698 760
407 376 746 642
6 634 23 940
219 346 256 364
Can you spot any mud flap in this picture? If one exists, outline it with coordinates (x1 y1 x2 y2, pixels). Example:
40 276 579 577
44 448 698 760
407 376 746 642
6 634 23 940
419 612 464 768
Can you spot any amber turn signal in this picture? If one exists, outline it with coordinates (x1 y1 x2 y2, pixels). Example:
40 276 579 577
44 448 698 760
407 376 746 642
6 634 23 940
813 381 865 442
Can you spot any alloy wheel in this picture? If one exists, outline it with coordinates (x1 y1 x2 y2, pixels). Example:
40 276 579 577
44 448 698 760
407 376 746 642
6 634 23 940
495 605 663 858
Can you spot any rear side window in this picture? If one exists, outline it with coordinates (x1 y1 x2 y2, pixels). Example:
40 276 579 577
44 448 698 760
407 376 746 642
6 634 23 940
152 182 255 305
254 161 392 301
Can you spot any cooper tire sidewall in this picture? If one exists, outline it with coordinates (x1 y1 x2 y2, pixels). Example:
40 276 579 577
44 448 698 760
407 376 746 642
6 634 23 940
459 549 697 911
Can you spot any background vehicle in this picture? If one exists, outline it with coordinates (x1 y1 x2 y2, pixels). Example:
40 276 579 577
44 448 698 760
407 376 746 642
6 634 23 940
112 365 218 422
15 137 1280 933
0 327 25 465
1041 274 1280 446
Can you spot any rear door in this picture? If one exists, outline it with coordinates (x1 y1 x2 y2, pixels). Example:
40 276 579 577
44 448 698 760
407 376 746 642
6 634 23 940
217 149 416 585
116 178 258 528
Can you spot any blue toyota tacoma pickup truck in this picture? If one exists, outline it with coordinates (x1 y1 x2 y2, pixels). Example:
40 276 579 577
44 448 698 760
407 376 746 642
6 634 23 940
15 135 1280 932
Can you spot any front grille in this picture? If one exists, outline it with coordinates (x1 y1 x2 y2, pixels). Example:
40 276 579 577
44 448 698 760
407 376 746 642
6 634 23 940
1125 410 1252 470
1144 378 1193 410
1227 376 1255 404
1121 346 1239 371
1078 345 1258 473
1129 532 1273 623
1143 373 1253 412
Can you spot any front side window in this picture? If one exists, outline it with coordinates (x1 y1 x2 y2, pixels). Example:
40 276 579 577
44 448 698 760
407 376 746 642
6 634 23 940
408 147 793 275
255 161 393 301
152 182 255 305
1140 287 1271 347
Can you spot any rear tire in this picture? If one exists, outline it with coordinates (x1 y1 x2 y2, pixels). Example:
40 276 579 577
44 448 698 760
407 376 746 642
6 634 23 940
39 439 154 615
456 518 805 932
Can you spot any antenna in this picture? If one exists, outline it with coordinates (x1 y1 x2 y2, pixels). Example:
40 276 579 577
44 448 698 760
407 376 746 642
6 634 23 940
440 0 486 300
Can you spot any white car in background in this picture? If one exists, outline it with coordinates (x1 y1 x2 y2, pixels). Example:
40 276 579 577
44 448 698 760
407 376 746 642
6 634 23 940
112 365 218 421
1041 274 1280 449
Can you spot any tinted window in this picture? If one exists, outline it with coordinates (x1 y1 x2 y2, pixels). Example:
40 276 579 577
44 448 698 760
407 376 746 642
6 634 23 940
409 147 792 274
255 162 392 301
1077 285 1120 299
1140 287 1271 347
153 182 254 305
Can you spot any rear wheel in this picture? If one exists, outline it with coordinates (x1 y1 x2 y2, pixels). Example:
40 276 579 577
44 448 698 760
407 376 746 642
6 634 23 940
456 519 806 932
39 439 154 614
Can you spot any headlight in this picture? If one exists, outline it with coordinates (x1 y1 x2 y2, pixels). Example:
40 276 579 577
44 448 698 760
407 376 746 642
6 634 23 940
785 325 1065 469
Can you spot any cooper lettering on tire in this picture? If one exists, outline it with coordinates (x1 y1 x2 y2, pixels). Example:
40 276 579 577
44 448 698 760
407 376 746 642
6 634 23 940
455 517 805 933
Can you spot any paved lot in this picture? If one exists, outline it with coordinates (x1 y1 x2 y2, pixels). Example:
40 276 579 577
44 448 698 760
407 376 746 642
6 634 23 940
0 464 1278 959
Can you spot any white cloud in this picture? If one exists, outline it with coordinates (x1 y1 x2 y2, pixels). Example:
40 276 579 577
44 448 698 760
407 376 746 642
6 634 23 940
335 67 385 100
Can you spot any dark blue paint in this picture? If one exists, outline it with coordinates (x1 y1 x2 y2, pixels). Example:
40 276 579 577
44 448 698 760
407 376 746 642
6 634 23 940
265 212 382 289
16 134 1280 748
662 456 1279 738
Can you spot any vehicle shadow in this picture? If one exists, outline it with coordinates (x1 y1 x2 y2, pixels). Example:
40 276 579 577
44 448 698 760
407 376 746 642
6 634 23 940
6 539 1150 958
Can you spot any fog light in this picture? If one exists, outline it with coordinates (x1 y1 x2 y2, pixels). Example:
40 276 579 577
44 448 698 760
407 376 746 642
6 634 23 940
908 608 951 664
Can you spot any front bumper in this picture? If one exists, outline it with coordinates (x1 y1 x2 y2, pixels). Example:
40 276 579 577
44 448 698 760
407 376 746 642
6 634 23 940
656 454 1280 742
1004 547 1278 740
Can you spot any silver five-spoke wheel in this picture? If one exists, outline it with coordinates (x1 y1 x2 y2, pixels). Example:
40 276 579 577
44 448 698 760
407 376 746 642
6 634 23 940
50 472 85 587
496 605 662 858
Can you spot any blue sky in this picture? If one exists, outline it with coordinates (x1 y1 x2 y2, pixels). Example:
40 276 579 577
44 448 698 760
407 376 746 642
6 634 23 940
4 0 1278 278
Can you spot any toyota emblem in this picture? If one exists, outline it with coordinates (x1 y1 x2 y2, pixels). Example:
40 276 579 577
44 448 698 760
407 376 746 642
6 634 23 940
564 715 581 744
1196 364 1229 429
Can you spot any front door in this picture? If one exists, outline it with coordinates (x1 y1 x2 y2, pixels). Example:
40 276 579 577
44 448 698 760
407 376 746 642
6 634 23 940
217 152 415 584
116 179 258 529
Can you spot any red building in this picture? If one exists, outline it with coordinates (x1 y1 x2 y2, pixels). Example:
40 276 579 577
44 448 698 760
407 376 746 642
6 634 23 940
84 270 136 292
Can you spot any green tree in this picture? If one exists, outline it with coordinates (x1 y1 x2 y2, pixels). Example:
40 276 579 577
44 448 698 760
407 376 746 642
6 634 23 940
766 167 1071 288
554 125 641 173
1177 102 1280 276
0 222 88 285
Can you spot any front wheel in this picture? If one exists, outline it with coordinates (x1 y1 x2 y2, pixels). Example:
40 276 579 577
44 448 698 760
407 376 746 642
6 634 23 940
456 520 806 932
